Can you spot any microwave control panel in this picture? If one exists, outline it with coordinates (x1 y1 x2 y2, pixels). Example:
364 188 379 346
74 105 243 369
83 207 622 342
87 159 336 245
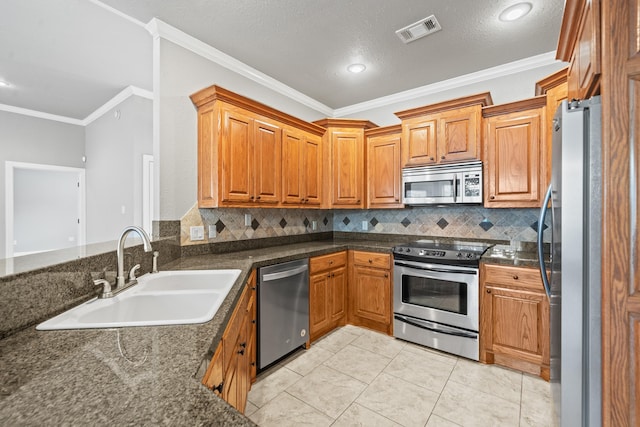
463 172 482 198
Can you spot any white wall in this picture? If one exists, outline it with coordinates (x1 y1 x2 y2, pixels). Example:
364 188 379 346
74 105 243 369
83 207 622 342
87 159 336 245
157 39 328 221
85 95 152 243
336 62 567 126
0 110 85 259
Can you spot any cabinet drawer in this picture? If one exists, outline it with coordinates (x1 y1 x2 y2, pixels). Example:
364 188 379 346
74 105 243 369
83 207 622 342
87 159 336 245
483 264 544 292
222 285 250 370
310 251 347 274
352 251 391 269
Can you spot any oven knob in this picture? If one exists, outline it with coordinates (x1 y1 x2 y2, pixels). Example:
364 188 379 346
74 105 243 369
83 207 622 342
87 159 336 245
406 248 411 253
457 252 462 258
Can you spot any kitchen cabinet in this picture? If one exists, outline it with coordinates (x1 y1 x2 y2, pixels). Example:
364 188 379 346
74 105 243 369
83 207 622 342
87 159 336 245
395 93 493 168
202 270 256 413
365 125 403 209
281 128 323 207
557 0 600 100
309 251 348 342
482 96 547 208
348 251 392 335
314 119 377 209
190 85 326 208
480 264 550 380
536 67 568 187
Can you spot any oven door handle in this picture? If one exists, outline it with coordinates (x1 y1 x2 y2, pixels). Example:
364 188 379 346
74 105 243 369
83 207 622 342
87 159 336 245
394 314 478 339
393 260 477 275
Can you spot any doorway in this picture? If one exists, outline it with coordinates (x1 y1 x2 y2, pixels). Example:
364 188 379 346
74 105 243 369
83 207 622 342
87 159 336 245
5 161 86 257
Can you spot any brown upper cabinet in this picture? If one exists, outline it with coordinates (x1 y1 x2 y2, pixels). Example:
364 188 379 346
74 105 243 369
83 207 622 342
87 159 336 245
557 0 600 100
314 119 377 209
190 85 326 208
536 67 568 187
395 93 493 168
365 125 403 209
483 97 547 208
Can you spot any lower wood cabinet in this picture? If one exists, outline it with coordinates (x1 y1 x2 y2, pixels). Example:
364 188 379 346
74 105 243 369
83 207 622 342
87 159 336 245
348 251 393 335
480 264 550 380
202 270 257 413
309 251 348 342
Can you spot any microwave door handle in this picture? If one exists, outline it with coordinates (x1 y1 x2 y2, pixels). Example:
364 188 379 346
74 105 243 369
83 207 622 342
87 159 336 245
452 174 457 202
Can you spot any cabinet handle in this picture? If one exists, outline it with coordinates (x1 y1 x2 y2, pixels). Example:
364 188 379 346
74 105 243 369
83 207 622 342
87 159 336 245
395 198 399 202
252 319 256 324
430 157 434 161
384 273 389 278
441 155 445 160
251 286 257 291
489 195 495 200
251 362 256 367
327 274 331 278
357 199 361 203
256 195 261 200
486 289 491 294
237 349 245 355
239 342 247 348
304 198 309 202
212 382 224 394
513 275 519 280
368 259 373 263
331 273 335 277
250 195 255 200
329 260 333 264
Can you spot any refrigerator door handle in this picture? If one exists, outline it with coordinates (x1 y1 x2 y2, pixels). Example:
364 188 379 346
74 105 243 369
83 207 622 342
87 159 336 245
538 184 552 297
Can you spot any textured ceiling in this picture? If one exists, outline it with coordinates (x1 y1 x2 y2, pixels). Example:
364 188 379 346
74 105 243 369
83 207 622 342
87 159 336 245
0 0 563 119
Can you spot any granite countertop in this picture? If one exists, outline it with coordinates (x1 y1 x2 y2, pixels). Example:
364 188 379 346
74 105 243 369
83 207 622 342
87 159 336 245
0 237 544 425
0 239 394 426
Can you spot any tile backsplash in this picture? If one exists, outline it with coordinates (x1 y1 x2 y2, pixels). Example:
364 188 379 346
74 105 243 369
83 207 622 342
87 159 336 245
181 204 548 245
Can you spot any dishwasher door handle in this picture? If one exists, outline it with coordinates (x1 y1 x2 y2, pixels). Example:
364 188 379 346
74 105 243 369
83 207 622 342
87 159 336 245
261 264 309 282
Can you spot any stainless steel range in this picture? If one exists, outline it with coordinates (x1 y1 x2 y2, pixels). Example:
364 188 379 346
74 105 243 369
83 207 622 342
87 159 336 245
393 239 493 360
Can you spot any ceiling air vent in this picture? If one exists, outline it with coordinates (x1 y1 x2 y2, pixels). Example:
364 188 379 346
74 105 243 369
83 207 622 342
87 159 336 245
396 15 442 44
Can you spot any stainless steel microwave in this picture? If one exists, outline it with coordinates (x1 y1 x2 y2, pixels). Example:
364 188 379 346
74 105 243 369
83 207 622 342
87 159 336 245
401 161 483 205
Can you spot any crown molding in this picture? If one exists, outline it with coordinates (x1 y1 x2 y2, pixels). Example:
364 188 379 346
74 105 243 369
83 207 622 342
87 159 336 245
145 18 334 117
334 51 562 117
0 103 84 126
82 85 153 125
89 0 146 28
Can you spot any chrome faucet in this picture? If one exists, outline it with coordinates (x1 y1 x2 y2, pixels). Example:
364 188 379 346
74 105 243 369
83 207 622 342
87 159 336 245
116 226 153 288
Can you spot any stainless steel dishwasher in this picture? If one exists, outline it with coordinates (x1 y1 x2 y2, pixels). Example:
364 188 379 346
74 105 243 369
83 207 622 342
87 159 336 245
258 258 309 369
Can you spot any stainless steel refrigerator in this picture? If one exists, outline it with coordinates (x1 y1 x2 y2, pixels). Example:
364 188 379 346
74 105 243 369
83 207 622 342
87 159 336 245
538 97 602 427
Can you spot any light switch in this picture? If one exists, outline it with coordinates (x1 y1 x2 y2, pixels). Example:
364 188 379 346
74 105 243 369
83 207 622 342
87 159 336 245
208 225 216 238
362 220 368 231
245 213 251 227
190 226 205 241
312 220 317 231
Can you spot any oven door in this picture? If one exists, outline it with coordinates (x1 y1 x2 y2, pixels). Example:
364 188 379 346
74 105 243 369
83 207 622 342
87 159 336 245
393 258 479 331
402 171 461 205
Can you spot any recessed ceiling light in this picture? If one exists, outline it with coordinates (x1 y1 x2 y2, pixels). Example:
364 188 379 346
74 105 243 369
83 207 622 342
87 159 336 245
499 2 532 21
347 63 366 74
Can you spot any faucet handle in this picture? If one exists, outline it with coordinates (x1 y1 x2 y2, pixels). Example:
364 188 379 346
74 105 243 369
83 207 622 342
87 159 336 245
129 264 141 281
94 279 113 298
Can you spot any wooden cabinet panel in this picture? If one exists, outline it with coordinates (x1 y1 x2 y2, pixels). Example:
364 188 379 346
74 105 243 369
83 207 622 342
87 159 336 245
310 251 347 275
402 118 437 167
221 109 253 203
332 131 363 206
366 126 402 209
480 264 550 380
309 251 348 342
303 134 323 206
329 266 347 322
281 129 304 204
438 107 480 163
348 250 392 335
483 98 546 208
309 272 330 339
253 120 281 204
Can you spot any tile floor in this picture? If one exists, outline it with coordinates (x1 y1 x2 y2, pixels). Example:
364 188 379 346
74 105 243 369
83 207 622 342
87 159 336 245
247 325 554 427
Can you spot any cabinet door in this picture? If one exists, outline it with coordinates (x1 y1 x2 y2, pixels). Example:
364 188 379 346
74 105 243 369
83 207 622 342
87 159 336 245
253 120 281 204
281 129 305 205
483 285 549 367
221 109 253 203
367 132 402 208
437 107 480 163
543 82 567 187
574 0 601 99
401 118 437 167
329 265 347 323
331 131 363 207
247 273 257 382
309 272 330 341
351 265 391 328
202 345 224 395
303 134 323 206
485 109 543 207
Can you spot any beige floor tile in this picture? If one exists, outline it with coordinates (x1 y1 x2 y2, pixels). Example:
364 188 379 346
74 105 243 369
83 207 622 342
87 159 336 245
313 327 361 354
433 380 520 427
384 347 455 394
248 392 333 427
425 414 463 427
448 358 523 404
520 374 555 427
402 342 458 365
248 367 302 407
356 372 439 427
332 403 402 427
340 324 368 336
286 364 367 418
324 344 391 384
283 346 334 376
244 400 259 417
350 330 405 359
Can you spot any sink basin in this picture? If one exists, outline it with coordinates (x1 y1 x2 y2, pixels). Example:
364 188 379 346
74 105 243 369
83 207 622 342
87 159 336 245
36 269 241 330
